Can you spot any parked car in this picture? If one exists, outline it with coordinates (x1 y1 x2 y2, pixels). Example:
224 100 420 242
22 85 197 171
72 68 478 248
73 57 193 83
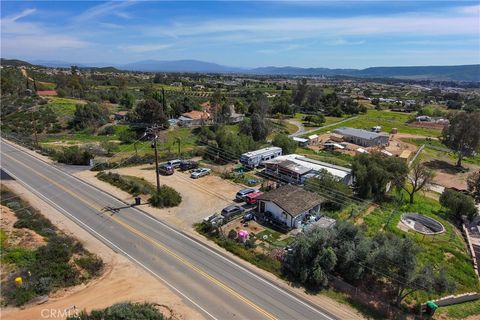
179 160 198 171
245 191 263 205
167 159 182 168
190 168 211 179
158 164 174 175
235 188 258 201
221 205 245 219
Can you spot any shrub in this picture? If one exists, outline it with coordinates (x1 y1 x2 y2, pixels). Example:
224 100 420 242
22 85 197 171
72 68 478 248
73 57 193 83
149 186 182 208
228 229 237 240
70 302 165 320
440 189 478 222
119 129 137 144
99 125 115 135
75 253 104 277
55 146 93 165
96 172 153 196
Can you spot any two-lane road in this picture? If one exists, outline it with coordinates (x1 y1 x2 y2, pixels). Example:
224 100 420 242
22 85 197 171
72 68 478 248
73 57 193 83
0 139 336 320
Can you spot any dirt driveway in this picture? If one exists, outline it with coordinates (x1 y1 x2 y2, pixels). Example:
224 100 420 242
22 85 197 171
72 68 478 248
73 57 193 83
77 165 246 230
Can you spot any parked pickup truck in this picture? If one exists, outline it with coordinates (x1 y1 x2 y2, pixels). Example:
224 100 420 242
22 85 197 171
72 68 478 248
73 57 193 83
245 191 263 205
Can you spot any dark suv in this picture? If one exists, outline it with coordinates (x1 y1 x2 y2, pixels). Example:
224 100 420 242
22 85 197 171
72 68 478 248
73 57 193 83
158 164 174 175
179 160 198 171
221 205 245 220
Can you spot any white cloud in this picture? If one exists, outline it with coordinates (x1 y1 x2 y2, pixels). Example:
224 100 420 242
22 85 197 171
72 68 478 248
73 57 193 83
121 43 173 53
75 1 137 22
143 4 479 43
5 8 37 22
326 39 366 46
2 35 90 53
257 44 303 54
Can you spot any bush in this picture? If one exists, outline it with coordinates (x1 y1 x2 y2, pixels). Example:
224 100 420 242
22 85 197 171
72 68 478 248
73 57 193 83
96 172 153 196
55 146 93 165
440 189 478 222
228 229 237 240
71 302 165 320
99 125 115 135
149 186 182 208
1 194 56 238
1 188 104 306
119 129 137 144
75 253 104 277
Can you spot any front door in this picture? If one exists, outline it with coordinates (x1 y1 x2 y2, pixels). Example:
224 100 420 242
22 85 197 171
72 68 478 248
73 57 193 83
259 201 265 213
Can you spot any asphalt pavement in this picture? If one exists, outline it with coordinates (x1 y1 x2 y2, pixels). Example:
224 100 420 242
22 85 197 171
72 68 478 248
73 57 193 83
0 139 337 320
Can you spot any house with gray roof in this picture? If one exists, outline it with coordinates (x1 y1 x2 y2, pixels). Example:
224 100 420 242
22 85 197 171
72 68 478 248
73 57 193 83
256 185 324 229
333 127 389 147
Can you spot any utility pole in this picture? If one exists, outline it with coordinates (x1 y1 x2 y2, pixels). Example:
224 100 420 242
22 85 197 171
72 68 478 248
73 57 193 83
146 125 161 194
31 106 39 148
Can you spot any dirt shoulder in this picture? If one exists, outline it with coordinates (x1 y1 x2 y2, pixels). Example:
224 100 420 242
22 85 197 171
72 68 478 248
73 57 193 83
1 180 205 320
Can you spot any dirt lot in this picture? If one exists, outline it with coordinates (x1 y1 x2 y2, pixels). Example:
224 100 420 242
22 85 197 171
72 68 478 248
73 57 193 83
76 165 245 230
1 180 205 320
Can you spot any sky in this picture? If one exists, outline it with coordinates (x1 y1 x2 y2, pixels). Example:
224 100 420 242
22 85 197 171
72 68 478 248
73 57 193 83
1 1 479 68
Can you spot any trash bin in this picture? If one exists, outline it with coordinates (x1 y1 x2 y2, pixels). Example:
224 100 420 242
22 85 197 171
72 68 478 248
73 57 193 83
425 301 438 316
134 197 141 205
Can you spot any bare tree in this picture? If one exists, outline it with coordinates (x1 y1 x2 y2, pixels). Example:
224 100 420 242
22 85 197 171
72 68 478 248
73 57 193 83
401 162 435 204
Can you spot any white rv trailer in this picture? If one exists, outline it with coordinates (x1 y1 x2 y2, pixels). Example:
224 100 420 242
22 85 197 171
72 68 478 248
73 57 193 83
240 147 282 168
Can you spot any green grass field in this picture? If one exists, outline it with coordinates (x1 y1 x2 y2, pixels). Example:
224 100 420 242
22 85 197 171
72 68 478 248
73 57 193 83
307 110 442 137
45 96 85 117
404 138 480 166
362 192 479 302
434 298 480 319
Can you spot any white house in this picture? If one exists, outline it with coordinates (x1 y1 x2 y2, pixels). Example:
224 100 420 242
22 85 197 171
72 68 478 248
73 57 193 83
256 185 324 229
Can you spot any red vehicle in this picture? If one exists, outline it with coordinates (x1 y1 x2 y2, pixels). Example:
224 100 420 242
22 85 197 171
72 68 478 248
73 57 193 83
245 191 263 205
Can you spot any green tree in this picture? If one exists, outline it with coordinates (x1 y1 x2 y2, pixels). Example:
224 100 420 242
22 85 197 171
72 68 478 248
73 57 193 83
292 79 308 106
272 134 297 154
120 92 135 109
467 170 480 202
131 98 168 126
305 170 352 210
442 112 480 167
440 188 478 222
369 234 453 306
352 153 408 200
282 227 337 288
271 93 293 115
70 103 109 130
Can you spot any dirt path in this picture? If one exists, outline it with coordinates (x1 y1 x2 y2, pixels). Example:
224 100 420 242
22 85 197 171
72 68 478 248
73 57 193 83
1 180 205 320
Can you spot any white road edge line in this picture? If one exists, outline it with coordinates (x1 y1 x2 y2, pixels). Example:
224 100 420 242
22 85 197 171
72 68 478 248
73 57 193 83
1 167 219 320
2 139 336 320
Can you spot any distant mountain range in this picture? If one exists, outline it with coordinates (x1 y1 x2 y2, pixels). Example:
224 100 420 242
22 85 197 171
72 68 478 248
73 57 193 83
2 58 479 81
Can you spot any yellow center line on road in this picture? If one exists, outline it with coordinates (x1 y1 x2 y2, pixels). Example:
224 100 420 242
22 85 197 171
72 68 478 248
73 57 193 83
2 152 277 320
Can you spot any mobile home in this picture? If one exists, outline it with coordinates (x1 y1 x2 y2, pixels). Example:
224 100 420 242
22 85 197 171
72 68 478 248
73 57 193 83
240 147 282 168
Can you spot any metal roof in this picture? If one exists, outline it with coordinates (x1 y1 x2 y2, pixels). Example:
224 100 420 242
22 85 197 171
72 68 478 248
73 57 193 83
333 127 388 140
